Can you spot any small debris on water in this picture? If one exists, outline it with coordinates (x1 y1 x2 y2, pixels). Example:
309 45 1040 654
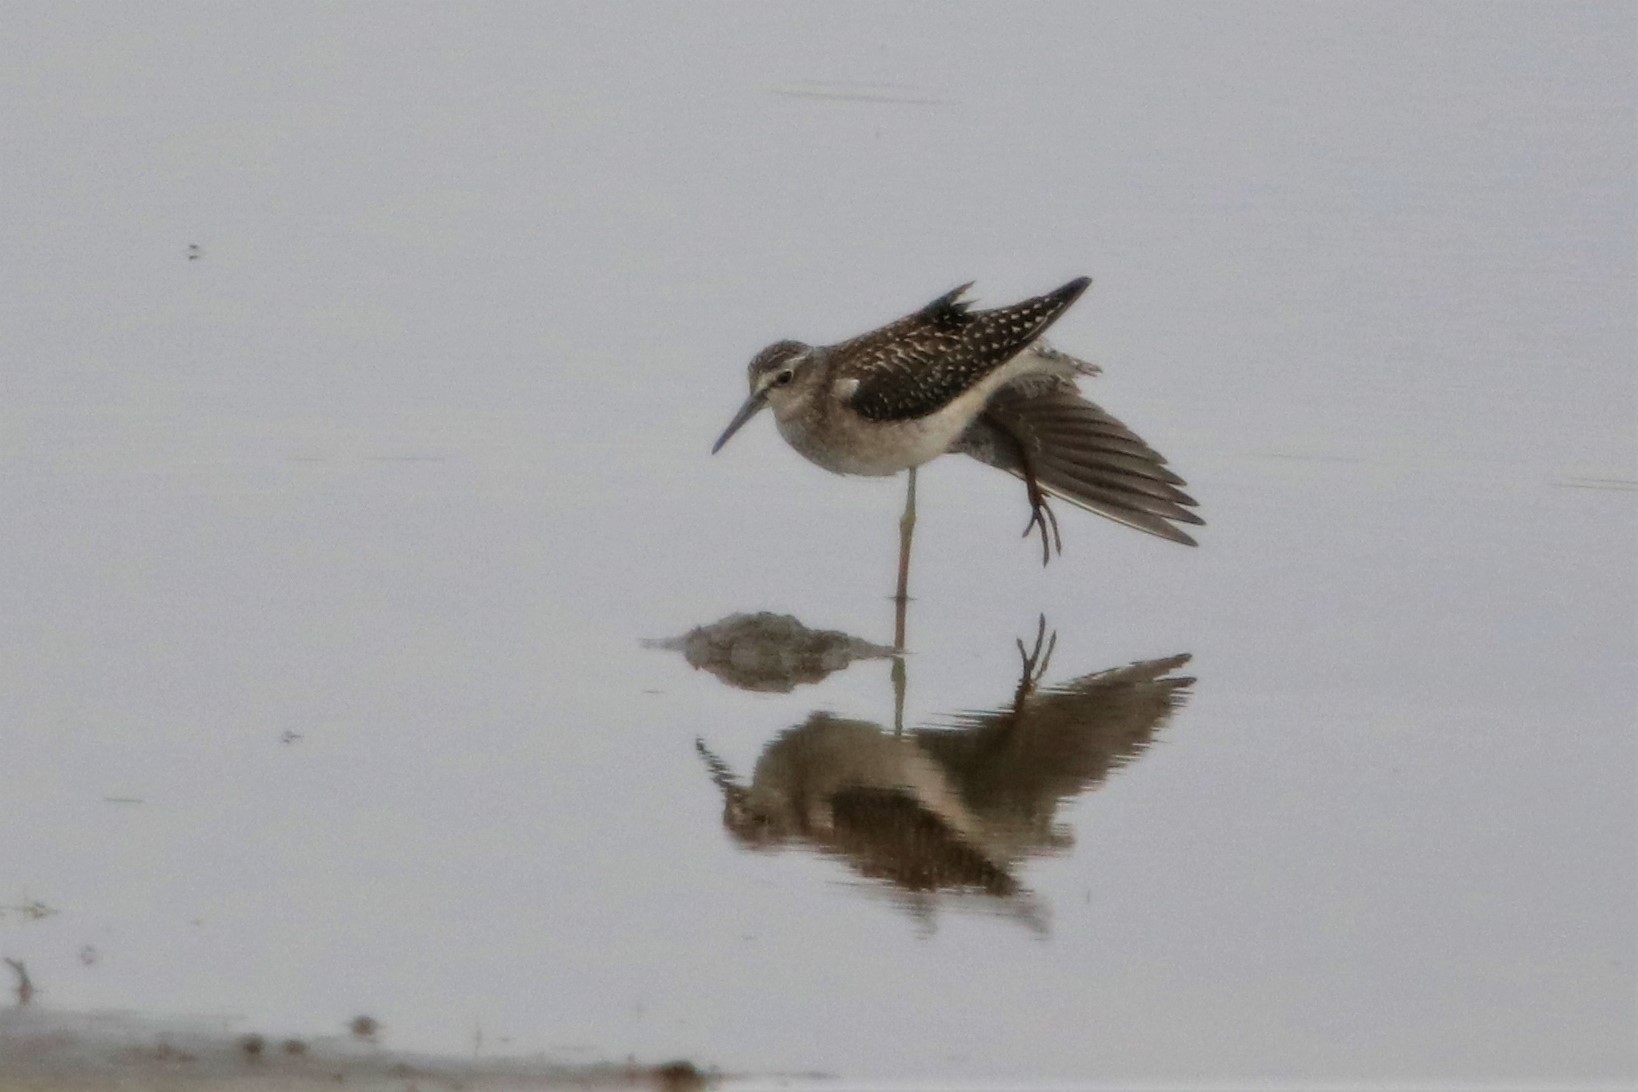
3 958 33 1005
1 899 58 921
655 1059 709 1091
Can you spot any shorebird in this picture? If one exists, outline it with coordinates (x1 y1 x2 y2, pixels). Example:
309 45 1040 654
710 278 1201 583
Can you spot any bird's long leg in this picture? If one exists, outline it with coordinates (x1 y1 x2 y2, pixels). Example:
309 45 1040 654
983 413 1061 565
891 467 915 736
894 467 916 622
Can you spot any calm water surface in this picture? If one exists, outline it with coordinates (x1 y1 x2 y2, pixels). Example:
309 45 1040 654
2 4 1632 1087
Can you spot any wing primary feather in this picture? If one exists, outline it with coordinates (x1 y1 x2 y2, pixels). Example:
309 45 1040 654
955 381 1202 545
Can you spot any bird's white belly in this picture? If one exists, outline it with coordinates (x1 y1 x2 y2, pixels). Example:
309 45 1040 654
778 411 964 476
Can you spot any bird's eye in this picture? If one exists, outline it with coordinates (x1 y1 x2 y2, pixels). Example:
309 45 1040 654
772 369 794 387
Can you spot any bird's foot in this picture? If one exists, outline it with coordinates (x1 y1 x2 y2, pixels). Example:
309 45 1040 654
1021 491 1063 566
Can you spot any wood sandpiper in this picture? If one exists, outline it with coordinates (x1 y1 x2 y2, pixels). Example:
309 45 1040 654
711 278 1202 580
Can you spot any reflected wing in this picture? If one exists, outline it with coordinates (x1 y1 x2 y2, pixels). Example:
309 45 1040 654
915 655 1194 819
841 278 1091 421
826 788 1019 896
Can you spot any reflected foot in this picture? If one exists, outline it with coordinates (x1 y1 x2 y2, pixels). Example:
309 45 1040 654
1011 614 1058 714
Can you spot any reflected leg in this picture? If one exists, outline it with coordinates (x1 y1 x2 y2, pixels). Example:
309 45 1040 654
891 653 907 737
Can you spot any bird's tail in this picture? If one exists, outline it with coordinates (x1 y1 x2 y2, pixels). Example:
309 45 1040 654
955 381 1203 546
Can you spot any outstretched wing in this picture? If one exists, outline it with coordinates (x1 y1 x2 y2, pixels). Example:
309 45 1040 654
840 278 1091 422
955 379 1204 545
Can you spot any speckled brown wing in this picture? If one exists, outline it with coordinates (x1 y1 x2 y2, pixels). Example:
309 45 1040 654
955 377 1204 545
841 278 1092 422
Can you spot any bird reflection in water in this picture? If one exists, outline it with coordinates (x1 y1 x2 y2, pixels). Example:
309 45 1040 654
694 621 1192 930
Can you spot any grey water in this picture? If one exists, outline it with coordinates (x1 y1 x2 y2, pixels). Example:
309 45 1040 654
2 4 1633 1088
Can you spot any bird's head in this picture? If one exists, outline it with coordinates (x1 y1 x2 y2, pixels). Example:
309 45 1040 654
711 340 815 453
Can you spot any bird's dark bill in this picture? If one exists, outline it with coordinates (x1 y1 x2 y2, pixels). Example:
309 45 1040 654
711 391 767 453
